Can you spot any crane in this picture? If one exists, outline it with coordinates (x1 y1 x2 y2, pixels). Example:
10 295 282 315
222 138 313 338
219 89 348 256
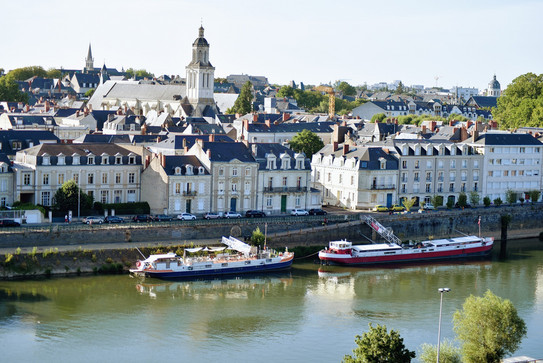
315 85 335 119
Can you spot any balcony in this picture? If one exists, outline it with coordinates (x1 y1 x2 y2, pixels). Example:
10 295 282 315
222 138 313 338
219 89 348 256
370 184 396 190
182 191 198 196
264 187 307 193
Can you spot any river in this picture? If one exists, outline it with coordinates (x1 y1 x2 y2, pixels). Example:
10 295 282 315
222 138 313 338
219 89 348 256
1 238 542 362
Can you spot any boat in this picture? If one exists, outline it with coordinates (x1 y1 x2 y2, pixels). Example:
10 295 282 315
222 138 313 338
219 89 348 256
318 215 493 266
130 236 294 279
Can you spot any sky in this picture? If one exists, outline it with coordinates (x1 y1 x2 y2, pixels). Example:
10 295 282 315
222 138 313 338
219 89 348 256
2 0 542 91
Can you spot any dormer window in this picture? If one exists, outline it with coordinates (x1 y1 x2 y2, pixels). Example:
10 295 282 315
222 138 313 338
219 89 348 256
128 155 136 164
102 155 109 165
88 156 95 165
199 166 205 174
186 165 193 175
42 155 50 165
380 159 386 169
175 167 181 175
57 154 65 165
73 154 80 165
281 158 290 170
115 155 122 164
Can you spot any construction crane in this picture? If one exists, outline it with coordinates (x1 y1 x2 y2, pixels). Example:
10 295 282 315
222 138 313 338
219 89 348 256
315 85 335 119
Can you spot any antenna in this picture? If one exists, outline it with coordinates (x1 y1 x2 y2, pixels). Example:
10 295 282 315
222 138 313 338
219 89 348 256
434 76 440 88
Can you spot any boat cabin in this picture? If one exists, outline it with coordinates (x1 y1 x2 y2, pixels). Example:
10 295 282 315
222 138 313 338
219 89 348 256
328 240 353 254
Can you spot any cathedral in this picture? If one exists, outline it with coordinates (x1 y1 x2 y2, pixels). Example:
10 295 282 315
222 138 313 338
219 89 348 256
87 26 220 118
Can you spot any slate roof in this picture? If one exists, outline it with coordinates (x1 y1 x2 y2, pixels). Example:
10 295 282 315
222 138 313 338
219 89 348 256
73 73 100 85
72 134 131 144
55 108 81 118
249 142 311 170
162 155 209 176
2 114 57 127
0 152 12 171
473 133 543 146
199 141 256 163
237 113 283 124
317 144 398 170
0 130 59 157
465 96 498 109
246 121 335 134
155 134 234 150
104 83 186 101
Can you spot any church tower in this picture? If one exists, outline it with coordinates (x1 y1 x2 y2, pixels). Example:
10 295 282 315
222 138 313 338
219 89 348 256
487 74 501 97
185 26 216 116
85 43 94 73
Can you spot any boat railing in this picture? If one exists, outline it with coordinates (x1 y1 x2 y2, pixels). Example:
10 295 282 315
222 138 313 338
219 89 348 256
361 215 402 246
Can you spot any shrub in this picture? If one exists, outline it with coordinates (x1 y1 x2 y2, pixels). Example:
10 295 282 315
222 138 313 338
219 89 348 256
483 196 491 207
494 197 503 207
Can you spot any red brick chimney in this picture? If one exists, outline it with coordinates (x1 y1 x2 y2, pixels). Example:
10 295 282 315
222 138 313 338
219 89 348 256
430 121 436 132
209 134 215 142
422 125 427 134
283 113 290 122
460 126 468 141
333 141 338 151
253 114 258 122
343 144 349 155
243 119 249 131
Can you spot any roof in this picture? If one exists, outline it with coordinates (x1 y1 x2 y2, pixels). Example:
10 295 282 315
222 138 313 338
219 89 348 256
2 114 57 127
162 155 209 176
316 143 398 170
473 132 543 146
72 134 131 144
0 130 59 156
104 83 187 101
246 121 335 134
198 141 256 163
154 134 234 150
249 142 311 170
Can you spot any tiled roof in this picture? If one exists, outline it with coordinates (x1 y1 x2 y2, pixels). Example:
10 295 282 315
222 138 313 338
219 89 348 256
162 155 209 176
474 133 543 146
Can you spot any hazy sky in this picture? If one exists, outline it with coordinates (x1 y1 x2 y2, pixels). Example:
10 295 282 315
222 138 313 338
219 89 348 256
2 0 541 91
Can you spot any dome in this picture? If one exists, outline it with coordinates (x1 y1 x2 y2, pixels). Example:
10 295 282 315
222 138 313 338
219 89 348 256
489 74 500 90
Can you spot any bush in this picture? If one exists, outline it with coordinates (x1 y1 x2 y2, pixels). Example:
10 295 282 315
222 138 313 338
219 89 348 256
446 200 454 209
101 202 150 215
483 196 491 207
494 197 503 207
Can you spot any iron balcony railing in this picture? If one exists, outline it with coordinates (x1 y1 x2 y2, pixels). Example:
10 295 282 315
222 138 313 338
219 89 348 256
370 184 396 190
263 187 307 193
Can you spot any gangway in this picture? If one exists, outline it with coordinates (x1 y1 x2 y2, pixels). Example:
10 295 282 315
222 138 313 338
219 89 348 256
361 215 402 246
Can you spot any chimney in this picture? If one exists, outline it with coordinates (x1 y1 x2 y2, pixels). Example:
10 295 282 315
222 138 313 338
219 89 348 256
343 144 349 155
467 120 473 128
184 146 188 153
422 125 427 134
251 144 257 156
196 139 204 148
253 114 258 122
209 134 215 142
460 127 468 141
182 138 187 148
145 155 150 168
207 149 211 158
333 141 338 151
265 119 271 127
430 121 436 132
449 120 454 127
282 113 290 122
45 101 50 112
472 130 479 141
157 136 161 142
241 139 249 147
342 120 347 126
243 119 249 131
160 153 165 168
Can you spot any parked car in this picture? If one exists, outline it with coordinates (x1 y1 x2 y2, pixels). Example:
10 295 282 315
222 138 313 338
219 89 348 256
153 214 173 222
308 208 327 215
373 205 389 212
423 203 435 210
177 213 196 221
132 215 151 223
0 219 21 227
389 205 405 212
224 211 242 219
455 202 472 209
291 209 309 216
83 216 104 224
245 210 266 218
203 212 221 220
104 216 124 223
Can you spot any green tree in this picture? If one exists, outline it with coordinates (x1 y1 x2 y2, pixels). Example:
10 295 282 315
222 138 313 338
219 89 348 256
277 85 295 98
53 180 93 216
468 191 480 206
494 197 503 207
0 76 29 103
84 88 95 98
431 195 444 208
419 340 462 363
228 81 253 115
505 189 517 204
483 196 491 207
371 113 386 123
457 192 468 208
6 66 47 80
402 197 416 212
395 81 404 95
493 72 543 129
250 227 265 248
294 90 325 111
453 290 527 363
46 68 62 79
343 323 415 363
337 81 356 96
288 129 324 159
527 190 540 204
125 68 154 79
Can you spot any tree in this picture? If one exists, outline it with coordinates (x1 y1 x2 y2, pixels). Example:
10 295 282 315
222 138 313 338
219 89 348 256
527 190 540 204
0 76 28 103
494 197 503 207
457 192 468 208
288 129 324 159
46 68 62 79
337 81 356 96
125 68 154 79
6 66 47 80
453 290 527 363
228 81 253 115
395 81 404 95
431 195 444 208
343 323 415 363
505 189 517 204
250 227 265 248
371 113 386 123
483 196 491 207
53 180 93 215
277 85 295 98
493 72 543 129
402 197 416 212
419 340 461 363
84 88 95 98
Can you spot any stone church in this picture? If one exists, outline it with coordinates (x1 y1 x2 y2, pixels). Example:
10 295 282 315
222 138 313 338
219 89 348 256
87 26 220 119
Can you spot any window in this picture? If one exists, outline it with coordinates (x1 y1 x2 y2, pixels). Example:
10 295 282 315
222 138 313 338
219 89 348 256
88 173 94 184
114 190 122 203
461 183 466 192
426 172 432 182
218 181 224 194
295 197 301 206
73 155 80 165
74 174 79 184
245 167 251 176
219 168 224 176
462 159 467 168
115 173 121 183
102 156 109 165
41 191 51 206
402 160 407 169
426 160 432 169
450 160 456 168
474 182 478 192
339 174 343 183
88 156 95 165
0 197 6 207
426 184 431 193
297 177 302 188
58 174 64 185
351 175 354 185
232 168 238 177
449 183 454 192
127 190 136 203
327 173 331 182
266 197 272 207
380 160 386 169
43 174 49 185
244 181 250 194
102 173 108 184
58 156 65 165
437 183 443 193
115 156 122 165
101 190 109 204
42 156 50 165
231 183 238 192
128 173 135 184
474 160 479 168
282 177 287 186
415 160 420 169
449 172 455 181
414 172 419 182
175 183 181 195
128 156 136 164
401 184 406 193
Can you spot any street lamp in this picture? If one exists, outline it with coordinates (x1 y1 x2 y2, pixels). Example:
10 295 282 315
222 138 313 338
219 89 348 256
437 287 451 363
78 170 81 221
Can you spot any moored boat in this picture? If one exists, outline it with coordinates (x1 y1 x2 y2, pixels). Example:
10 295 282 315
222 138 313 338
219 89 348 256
130 236 294 279
318 235 494 266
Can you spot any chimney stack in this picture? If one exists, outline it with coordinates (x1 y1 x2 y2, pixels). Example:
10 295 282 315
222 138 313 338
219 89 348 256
422 125 427 134
207 149 211 158
265 119 271 127
343 144 349 155
333 141 338 151
209 134 215 142
282 113 290 122
253 114 258 122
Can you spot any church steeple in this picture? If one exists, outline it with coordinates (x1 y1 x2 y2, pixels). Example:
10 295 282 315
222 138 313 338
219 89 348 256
85 43 94 72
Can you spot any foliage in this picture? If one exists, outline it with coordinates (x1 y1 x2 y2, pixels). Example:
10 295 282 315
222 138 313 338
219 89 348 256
446 199 454 209
53 180 93 215
6 66 47 80
402 197 416 212
395 81 404 95
483 196 491 207
277 85 296 98
228 81 253 115
250 227 265 248
11 201 46 216
431 195 444 207
46 68 62 79
0 75 29 103
453 290 527 363
125 68 154 79
84 88 95 98
337 81 356 96
457 192 468 208
527 190 540 204
371 113 386 123
493 72 543 129
294 90 326 111
343 323 415 363
96 202 150 215
215 77 228 84
493 197 503 207
505 189 517 204
288 129 324 159
418 340 462 363
446 113 470 122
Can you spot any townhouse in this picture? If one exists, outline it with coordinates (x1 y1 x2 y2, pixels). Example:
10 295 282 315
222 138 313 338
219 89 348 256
0 153 14 208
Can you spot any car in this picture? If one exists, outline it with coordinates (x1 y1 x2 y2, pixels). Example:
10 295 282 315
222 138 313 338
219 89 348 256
423 203 435 210
308 208 327 215
132 215 151 223
177 213 196 221
389 205 405 212
104 216 124 223
83 216 104 224
290 209 309 216
224 211 242 219
245 210 266 218
0 219 21 227
455 202 472 209
203 212 221 220
373 205 389 212
153 214 173 222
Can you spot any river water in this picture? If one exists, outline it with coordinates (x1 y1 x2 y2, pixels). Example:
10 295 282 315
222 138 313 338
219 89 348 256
1 239 542 363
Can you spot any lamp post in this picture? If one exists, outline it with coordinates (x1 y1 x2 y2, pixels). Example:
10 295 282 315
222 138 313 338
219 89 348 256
437 287 451 363
78 170 81 221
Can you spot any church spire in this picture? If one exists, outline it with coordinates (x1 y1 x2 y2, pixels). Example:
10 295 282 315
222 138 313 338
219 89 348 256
85 43 94 72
